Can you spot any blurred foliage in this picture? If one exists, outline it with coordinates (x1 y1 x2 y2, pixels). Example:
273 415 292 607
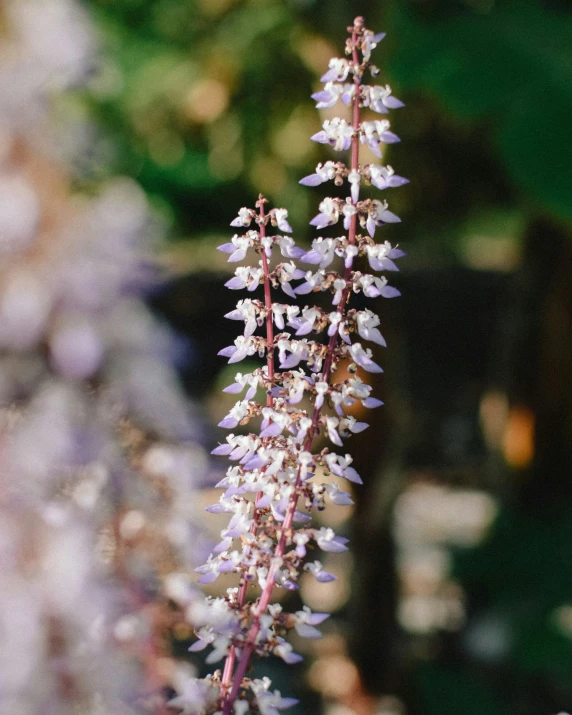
81 0 572 255
387 0 572 224
409 506 572 714
85 0 322 234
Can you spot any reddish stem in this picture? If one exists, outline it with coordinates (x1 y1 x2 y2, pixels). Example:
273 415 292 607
221 196 275 694
222 22 364 714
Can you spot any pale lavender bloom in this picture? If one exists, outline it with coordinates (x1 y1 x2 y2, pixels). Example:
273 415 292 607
342 200 357 231
368 164 409 191
251 677 299 714
344 244 358 269
348 169 361 203
195 557 222 584
325 452 363 484
326 416 343 446
289 306 321 336
363 396 384 408
299 160 336 188
328 311 342 338
218 335 257 364
312 81 344 109
363 84 405 114
225 299 258 337
294 532 310 558
273 208 293 233
211 440 234 455
225 265 263 291
310 197 340 229
218 400 251 429
292 606 329 639
311 118 354 152
314 381 329 410
294 269 326 296
273 640 303 665
344 416 369 434
360 119 400 157
188 628 216 652
349 343 383 373
304 560 337 582
230 207 255 227
320 57 351 83
339 83 356 106
260 421 284 438
296 416 313 442
276 262 306 298
167 677 220 714
223 372 261 400
365 241 405 272
314 527 349 553
325 482 355 506
362 30 386 61
272 303 300 330
277 235 304 259
353 272 401 299
332 278 347 306
366 199 401 237
221 232 258 262
356 309 386 346
302 237 336 268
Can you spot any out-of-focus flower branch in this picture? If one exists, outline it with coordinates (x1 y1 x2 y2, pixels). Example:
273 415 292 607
0 1 211 713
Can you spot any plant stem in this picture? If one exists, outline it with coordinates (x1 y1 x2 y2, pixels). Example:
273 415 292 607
220 195 275 697
221 24 364 713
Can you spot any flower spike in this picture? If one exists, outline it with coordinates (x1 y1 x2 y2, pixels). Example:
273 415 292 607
179 17 408 715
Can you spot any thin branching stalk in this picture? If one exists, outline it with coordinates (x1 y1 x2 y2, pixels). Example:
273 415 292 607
173 16 408 714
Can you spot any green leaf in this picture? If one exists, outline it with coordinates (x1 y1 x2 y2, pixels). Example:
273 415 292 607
387 0 572 221
497 86 572 221
416 663 513 715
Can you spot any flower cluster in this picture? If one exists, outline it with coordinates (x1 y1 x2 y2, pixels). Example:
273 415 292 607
178 16 407 715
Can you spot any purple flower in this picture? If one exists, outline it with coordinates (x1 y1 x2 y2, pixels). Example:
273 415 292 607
320 58 350 83
314 527 349 553
305 560 337 582
348 343 383 373
309 197 340 229
368 164 409 191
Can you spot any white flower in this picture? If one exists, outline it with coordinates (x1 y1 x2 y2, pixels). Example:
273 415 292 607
314 527 349 553
311 118 354 152
347 169 361 203
230 207 255 227
168 677 220 714
250 677 299 714
320 57 351 83
304 560 337 582
362 30 385 61
272 208 293 233
355 308 386 346
303 237 336 268
292 605 329 638
360 119 400 157
224 299 258 337
332 278 346 306
348 342 383 374
363 84 404 114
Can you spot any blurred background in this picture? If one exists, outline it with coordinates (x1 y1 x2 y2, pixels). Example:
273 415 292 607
4 0 572 713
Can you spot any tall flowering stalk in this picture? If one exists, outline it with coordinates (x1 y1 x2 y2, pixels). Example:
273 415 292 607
175 17 407 714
